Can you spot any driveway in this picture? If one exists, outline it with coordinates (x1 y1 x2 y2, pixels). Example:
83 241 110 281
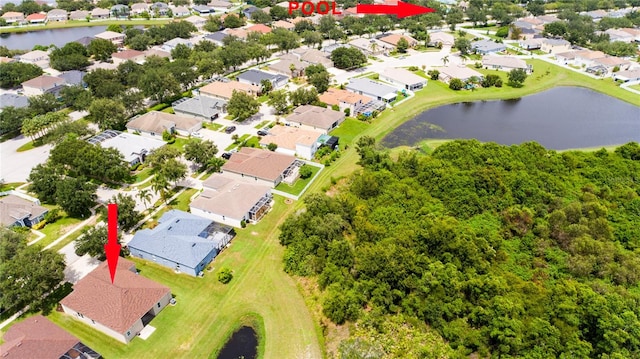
0 134 52 183
59 240 101 284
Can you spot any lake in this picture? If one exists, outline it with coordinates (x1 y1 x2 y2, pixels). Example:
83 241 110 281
0 26 108 50
216 326 258 359
381 87 640 150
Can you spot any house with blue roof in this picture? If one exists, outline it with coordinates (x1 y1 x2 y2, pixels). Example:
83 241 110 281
128 210 235 276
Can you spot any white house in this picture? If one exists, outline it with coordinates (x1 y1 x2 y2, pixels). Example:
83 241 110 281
17 50 50 69
380 68 427 91
540 38 571 54
95 31 126 46
126 111 202 138
259 126 324 160
482 55 532 73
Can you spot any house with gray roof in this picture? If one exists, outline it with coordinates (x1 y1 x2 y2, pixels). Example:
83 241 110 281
111 4 130 18
74 36 94 47
128 210 235 276
242 6 261 19
285 105 346 133
0 93 29 110
380 68 427 91
482 56 532 73
192 4 212 14
172 95 227 120
161 37 193 52
204 31 229 46
0 194 48 228
69 10 90 20
58 70 86 87
87 130 165 166
151 2 170 16
237 69 288 89
346 78 398 103
47 9 68 21
471 40 506 54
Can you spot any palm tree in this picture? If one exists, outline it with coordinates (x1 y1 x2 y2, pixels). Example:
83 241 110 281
441 55 449 66
151 175 170 204
289 63 297 78
137 188 152 210
369 42 379 55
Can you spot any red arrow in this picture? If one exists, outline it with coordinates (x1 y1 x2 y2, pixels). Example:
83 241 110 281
105 203 121 284
356 1 435 18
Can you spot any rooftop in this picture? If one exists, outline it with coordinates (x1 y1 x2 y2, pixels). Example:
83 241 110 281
95 30 124 40
199 80 259 99
259 125 324 149
87 130 165 163
60 259 170 333
237 69 287 85
222 147 296 182
438 65 484 80
379 33 417 46
471 39 505 52
319 87 372 105
347 78 398 98
19 50 49 60
21 75 64 89
542 38 570 46
191 175 271 219
482 55 528 69
381 67 427 85
112 49 145 60
0 93 29 109
0 195 48 227
127 111 201 134
172 95 227 119
246 23 272 33
286 105 346 130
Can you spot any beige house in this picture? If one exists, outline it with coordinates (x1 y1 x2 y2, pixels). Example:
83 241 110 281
95 30 125 45
190 174 272 228
1 11 25 23
127 111 202 137
437 65 483 83
199 80 259 100
259 126 324 160
69 10 90 20
184 15 206 29
268 56 308 78
47 9 68 21
319 87 372 115
91 7 110 19
291 48 334 68
428 31 454 46
272 19 295 30
380 67 427 91
0 194 48 228
131 3 150 15
589 56 632 75
349 38 389 56
284 105 345 133
379 34 418 48
221 147 298 187
573 50 607 67
61 259 172 344
112 49 146 65
481 55 531 73
540 38 571 54
21 75 65 96
17 50 50 68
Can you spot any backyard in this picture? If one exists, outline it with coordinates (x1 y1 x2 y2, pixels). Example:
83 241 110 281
274 164 322 197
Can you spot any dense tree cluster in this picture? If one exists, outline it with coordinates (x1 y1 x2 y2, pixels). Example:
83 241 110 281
331 47 367 70
0 62 43 89
280 139 640 358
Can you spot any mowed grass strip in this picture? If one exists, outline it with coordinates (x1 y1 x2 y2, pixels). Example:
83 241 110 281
48 195 323 358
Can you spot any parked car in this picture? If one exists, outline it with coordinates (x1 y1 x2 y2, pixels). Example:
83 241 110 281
221 152 232 159
192 132 203 138
257 130 268 136
225 126 236 134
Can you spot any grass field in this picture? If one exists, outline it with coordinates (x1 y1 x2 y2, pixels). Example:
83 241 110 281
630 84 640 92
47 195 323 358
274 164 322 196
0 19 172 34
0 182 24 191
35 214 82 248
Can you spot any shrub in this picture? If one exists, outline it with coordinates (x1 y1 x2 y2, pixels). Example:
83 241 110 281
45 208 62 224
408 66 419 71
474 62 482 68
240 219 246 228
496 26 509 38
344 108 350 117
331 104 340 111
33 221 47 230
299 165 313 179
218 268 233 284
613 66 620 73
427 69 440 80
449 78 464 90
267 143 277 151
162 130 174 141
371 74 379 80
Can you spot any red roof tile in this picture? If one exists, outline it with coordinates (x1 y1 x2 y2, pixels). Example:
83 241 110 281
0 315 80 359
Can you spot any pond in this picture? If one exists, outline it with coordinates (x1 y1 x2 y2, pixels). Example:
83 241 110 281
381 87 640 150
1 26 109 50
216 326 258 359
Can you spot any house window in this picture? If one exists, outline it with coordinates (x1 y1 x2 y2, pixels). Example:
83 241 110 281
157 302 161 308
77 313 84 318
127 331 131 336
92 319 95 324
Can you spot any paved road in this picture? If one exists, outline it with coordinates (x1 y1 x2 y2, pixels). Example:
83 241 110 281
0 134 51 183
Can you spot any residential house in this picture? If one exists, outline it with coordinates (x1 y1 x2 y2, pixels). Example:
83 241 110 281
380 67 427 91
379 33 418 48
199 80 259 100
268 56 308 78
192 4 213 15
284 104 346 133
131 3 150 15
69 10 90 20
161 37 193 52
519 38 542 50
60 259 172 344
588 56 632 75
0 315 101 359
555 50 578 65
246 23 272 34
584 9 607 21
184 15 206 29
110 4 130 18
0 56 14 63
172 95 227 120
1 12 24 23
510 19 542 40
95 30 126 46
272 19 295 30
482 55 532 73
242 6 261 19
46 9 68 21
112 49 146 65
91 8 110 19
191 175 273 227
208 0 232 9
603 28 635 43
291 48 334 68
0 194 48 228
17 49 50 68
540 38 571 54
237 69 288 89
322 43 351 54
57 70 86 87
204 31 228 46
129 210 235 274
619 28 640 42
172 6 190 17
127 111 202 137
349 38 389 56
222 147 298 187
319 87 375 115
26 13 47 24
0 93 29 110
536 15 559 24
428 31 454 47
74 36 94 47
87 130 165 166
21 75 65 96
613 69 640 82
573 50 607 67
144 48 171 59
471 39 506 54
437 65 484 83
151 2 170 16
259 126 324 160
346 78 398 103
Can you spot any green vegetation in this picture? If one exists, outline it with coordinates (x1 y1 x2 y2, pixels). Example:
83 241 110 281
0 19 172 34
280 138 640 358
205 122 224 131
0 182 24 192
36 214 82 248
134 167 154 183
274 165 321 196
330 118 370 147
253 120 271 129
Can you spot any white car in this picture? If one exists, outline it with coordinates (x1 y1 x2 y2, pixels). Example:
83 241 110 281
192 132 203 138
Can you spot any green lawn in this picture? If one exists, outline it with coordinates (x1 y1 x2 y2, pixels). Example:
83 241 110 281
47 225 89 253
47 195 322 358
16 139 44 152
168 137 189 152
274 165 322 196
254 120 271 129
243 136 261 148
203 122 224 131
0 182 25 191
35 214 82 248
225 134 250 151
331 118 370 147
134 167 154 183
629 84 640 92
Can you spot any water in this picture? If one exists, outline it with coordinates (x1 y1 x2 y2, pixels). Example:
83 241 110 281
0 26 109 50
382 87 640 150
216 326 258 359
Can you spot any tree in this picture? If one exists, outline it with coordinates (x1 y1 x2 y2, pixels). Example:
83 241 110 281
543 21 568 38
227 90 260 121
139 68 181 103
507 68 527 88
396 37 409 53
289 87 318 107
184 139 219 168
137 188 153 210
260 78 273 94
449 78 464 90
454 38 471 55
87 38 117 62
109 193 142 232
331 47 367 70
251 9 271 24
60 85 93 111
302 30 323 48
0 228 65 313
204 15 222 32
49 42 90 71
267 143 278 151
170 43 192 60
0 62 43 89
27 93 59 115
0 106 29 135
306 64 330 93
89 98 127 130
428 69 440 80
446 7 464 30
55 177 97 217
218 267 233 283
147 146 187 185
268 90 289 115
527 0 546 16
106 24 122 33
223 14 244 28
271 27 300 53
74 226 121 260
28 163 64 203
299 165 313 179
84 69 126 98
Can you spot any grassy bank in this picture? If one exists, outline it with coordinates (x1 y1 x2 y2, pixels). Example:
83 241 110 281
0 19 171 34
